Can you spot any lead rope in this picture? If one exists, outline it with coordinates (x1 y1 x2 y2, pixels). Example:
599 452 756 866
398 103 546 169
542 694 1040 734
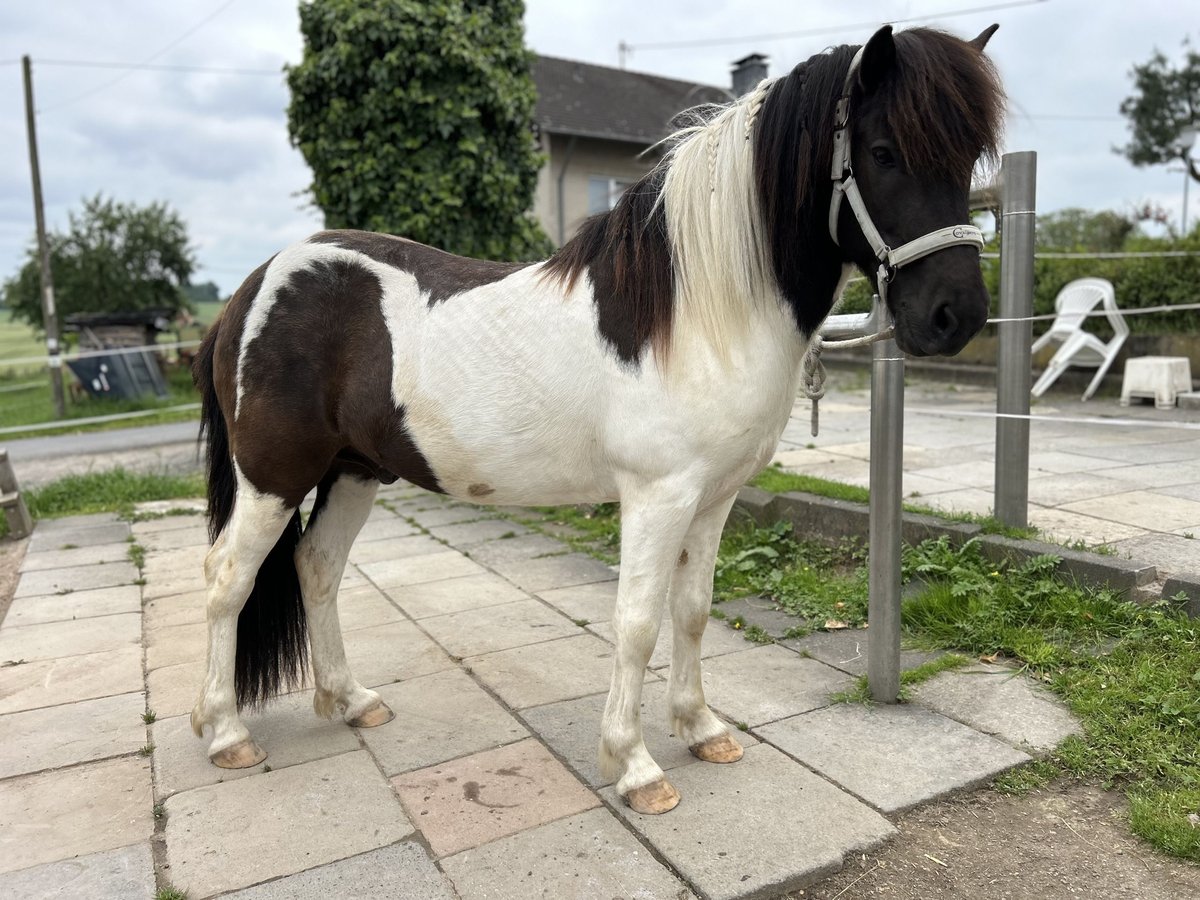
800 315 896 437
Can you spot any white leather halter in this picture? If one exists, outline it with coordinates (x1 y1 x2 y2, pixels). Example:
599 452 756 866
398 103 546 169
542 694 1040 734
828 47 984 304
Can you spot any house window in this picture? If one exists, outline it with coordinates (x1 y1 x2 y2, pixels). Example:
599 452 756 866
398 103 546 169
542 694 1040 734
588 176 632 214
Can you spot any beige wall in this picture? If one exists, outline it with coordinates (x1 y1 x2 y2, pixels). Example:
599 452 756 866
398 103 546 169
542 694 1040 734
533 133 658 246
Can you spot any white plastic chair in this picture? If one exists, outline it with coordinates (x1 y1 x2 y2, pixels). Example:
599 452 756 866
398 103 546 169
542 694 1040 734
1030 277 1128 402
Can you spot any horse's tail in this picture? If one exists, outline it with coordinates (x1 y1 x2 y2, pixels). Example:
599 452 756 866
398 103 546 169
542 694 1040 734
194 317 308 709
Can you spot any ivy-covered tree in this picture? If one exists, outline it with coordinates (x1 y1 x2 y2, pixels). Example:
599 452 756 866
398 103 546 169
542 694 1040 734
1036 208 1137 251
1118 39 1200 183
286 0 551 261
2 195 195 328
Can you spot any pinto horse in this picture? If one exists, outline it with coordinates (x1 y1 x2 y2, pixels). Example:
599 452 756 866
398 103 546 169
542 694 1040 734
191 24 1004 814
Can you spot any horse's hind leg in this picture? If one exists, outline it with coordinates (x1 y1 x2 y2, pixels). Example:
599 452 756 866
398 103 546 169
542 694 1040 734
192 472 295 767
666 495 744 763
295 470 393 727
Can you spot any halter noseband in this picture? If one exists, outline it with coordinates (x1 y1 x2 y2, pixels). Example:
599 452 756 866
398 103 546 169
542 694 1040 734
828 47 984 305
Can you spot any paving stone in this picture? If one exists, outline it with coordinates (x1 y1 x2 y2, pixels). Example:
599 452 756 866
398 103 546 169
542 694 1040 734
19 541 135 572
153 690 362 798
523 679 758 787
700 646 855 726
31 512 122 533
384 572 529 619
144 590 206 632
142 565 207 601
602 743 895 900
442 807 692 900
165 751 412 897
0 646 143 714
0 756 153 875
758 703 1030 813
490 552 618 593
143 545 206 574
146 621 207 670
2 583 141 627
337 584 406 631
14 561 139 599
27 521 130 553
391 738 598 857
0 843 155 900
345 620 456 688
0 690 146 778
138 525 210 552
711 595 803 638
0 613 141 663
347 533 447 566
1026 506 1146 545
464 533 568 566
910 663 1081 752
428 518 528 546
147 659 203 719
470 633 655 709
535 579 618 623
587 616 753 670
360 668 529 776
355 516 423 542
129 504 206 532
222 841 457 899
359 551 487 588
421 598 579 658
1112 532 1200 577
781 628 943 677
406 504 493 528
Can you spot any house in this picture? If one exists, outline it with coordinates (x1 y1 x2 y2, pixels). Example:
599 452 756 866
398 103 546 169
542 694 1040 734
530 53 770 246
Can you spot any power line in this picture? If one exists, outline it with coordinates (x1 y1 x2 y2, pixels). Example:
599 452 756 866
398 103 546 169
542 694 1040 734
40 0 243 113
36 58 280 76
624 0 1047 52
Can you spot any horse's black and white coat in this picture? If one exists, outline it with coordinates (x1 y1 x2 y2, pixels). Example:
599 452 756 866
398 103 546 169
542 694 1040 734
191 25 1004 814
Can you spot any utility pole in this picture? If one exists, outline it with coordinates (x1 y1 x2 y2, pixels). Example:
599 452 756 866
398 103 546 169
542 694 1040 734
22 55 65 419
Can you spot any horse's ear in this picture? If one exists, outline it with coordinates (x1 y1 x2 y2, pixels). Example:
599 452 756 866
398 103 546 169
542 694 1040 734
969 24 999 51
858 25 896 94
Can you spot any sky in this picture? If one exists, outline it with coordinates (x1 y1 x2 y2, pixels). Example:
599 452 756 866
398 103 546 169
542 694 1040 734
0 0 1195 296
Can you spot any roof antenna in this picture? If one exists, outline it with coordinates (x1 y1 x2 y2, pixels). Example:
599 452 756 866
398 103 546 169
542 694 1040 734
619 40 630 69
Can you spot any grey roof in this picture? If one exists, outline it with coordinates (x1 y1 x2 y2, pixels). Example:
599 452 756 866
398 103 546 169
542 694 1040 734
532 55 732 146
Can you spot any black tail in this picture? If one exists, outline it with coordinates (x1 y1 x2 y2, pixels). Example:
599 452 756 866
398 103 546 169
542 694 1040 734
194 321 308 709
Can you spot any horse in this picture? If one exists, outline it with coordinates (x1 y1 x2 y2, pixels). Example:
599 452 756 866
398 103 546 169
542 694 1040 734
190 24 1004 815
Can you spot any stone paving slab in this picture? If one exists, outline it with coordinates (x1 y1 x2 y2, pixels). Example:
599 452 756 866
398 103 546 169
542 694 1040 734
910 663 1082 752
700 646 856 727
0 842 155 900
153 690 361 798
346 533 447 566
142 566 208 601
27 521 130 553
588 616 752 670
383 572 529 620
0 690 146 779
129 508 205 535
405 504 493 528
0 646 144 714
421 597 581 658
165 751 412 897
470 633 656 710
428 518 528 545
137 525 209 552
19 540 134 572
391 738 599 858
359 551 487 588
361 668 529 776
781 628 943 677
758 703 1030 813
465 533 569 566
147 659 203 718
523 679 758 787
14 561 139 599
28 512 123 533
344 620 456 688
145 620 207 670
0 613 141 663
602 743 895 900
144 590 206 631
711 595 803 639
337 584 407 632
489 552 617 593
2 583 142 627
222 841 457 899
535 579 618 624
442 807 694 900
355 516 424 543
0 756 153 875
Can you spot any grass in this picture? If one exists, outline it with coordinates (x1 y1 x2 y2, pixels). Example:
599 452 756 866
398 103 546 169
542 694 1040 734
155 888 187 900
833 652 972 703
514 502 621 564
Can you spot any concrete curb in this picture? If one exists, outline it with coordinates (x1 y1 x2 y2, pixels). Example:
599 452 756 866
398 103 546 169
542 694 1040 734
732 486 1161 597
1162 574 1200 618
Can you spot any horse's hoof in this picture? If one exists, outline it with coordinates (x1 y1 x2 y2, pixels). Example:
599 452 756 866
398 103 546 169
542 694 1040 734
210 739 266 769
690 732 744 764
348 700 395 728
623 777 681 815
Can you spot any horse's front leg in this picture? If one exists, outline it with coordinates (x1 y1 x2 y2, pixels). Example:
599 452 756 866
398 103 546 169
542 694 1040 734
600 485 699 815
666 494 745 762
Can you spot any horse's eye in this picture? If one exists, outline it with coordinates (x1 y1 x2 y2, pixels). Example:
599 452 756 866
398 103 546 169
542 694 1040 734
871 147 896 168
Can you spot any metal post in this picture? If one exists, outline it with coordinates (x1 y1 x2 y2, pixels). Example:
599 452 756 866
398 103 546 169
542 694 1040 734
994 151 1036 528
22 55 66 419
868 333 904 703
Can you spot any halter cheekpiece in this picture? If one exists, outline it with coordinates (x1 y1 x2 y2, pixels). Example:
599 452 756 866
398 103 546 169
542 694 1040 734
827 47 984 305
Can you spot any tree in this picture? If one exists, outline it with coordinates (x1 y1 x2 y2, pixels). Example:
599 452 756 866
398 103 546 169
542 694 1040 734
285 0 551 261
1118 39 1200 183
181 281 221 306
2 195 195 328
1036 208 1137 251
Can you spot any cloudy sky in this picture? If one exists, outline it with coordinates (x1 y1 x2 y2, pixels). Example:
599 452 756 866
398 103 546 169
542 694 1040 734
0 0 1195 295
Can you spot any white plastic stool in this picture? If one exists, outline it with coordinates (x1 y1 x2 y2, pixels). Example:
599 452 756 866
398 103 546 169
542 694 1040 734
1120 356 1193 409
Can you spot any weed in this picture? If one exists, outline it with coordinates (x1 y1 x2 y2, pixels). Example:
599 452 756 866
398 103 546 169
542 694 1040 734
742 624 773 644
23 469 204 523
138 743 155 757
709 608 727 620
782 624 811 640
142 710 157 725
736 722 749 732
572 618 590 628
500 531 517 539
992 759 1059 795
134 577 148 586
153 802 165 820
60 543 78 550
127 543 146 570
1184 532 1195 540
156 887 188 900
262 764 272 773
750 466 870 503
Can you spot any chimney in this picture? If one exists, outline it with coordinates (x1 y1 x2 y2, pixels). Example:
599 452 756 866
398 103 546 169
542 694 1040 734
731 53 769 97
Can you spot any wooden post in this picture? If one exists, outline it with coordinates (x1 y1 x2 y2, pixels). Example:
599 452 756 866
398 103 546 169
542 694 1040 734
0 450 33 540
22 55 66 419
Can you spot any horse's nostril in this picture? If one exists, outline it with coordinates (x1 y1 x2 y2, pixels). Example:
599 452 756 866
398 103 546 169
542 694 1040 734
932 303 958 337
